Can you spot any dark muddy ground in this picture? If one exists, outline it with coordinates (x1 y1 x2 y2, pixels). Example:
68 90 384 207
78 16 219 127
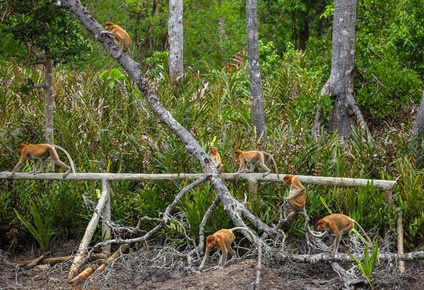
0 243 423 289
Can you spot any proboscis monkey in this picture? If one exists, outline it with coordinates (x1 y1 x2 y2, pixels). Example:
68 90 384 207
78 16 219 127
100 22 131 58
234 149 279 178
315 213 372 253
8 144 77 179
210 147 223 173
199 227 256 271
280 175 309 223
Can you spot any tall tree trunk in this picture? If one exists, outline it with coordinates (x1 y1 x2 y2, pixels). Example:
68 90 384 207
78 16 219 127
44 58 54 146
28 43 55 169
168 0 183 84
246 0 267 142
411 91 424 162
298 10 309 51
312 0 371 143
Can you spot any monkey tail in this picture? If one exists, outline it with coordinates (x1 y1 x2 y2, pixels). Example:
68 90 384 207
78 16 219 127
261 152 279 179
305 222 327 238
228 227 257 243
351 219 372 246
53 145 77 176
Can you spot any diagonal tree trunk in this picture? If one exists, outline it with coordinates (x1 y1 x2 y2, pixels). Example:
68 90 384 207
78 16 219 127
246 0 267 142
311 0 372 143
59 0 279 239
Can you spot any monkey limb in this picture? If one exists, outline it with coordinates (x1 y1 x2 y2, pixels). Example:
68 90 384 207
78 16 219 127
234 149 279 178
8 144 76 179
280 175 309 224
199 229 235 271
199 227 257 271
100 22 131 58
316 213 371 253
210 147 224 173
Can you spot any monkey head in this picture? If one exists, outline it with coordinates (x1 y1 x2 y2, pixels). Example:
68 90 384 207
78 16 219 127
210 147 218 154
316 219 328 230
105 22 114 30
205 235 216 248
234 149 242 157
283 175 293 185
17 144 26 154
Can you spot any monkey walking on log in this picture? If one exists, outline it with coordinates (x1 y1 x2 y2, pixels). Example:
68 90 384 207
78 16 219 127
199 227 257 271
7 144 77 179
234 149 279 178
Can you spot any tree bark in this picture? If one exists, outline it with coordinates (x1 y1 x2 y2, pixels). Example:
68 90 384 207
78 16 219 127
411 91 424 149
246 0 267 142
28 42 55 169
312 0 371 143
168 0 184 83
60 0 278 251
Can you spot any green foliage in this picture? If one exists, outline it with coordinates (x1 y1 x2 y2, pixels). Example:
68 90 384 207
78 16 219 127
1 0 92 66
347 239 380 288
14 201 57 252
395 158 424 249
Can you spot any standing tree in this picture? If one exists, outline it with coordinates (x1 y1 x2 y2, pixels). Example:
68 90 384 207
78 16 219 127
411 91 424 165
168 0 184 83
1 0 91 148
311 0 371 142
246 0 267 142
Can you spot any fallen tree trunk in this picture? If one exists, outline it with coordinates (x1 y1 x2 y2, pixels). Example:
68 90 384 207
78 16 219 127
276 251 424 263
16 253 107 266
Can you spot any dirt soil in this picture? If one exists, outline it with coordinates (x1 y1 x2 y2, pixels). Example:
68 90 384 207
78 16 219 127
1 246 423 290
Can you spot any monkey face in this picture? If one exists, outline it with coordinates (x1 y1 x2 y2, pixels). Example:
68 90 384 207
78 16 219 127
210 147 217 154
17 144 26 153
105 22 114 30
317 220 327 230
234 150 241 157
283 176 292 185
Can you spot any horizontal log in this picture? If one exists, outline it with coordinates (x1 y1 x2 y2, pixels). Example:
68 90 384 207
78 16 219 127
0 172 396 190
276 251 424 263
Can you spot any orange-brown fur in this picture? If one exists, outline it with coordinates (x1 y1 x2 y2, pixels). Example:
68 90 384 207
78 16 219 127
8 144 76 179
103 22 131 57
234 149 279 178
199 227 256 270
210 147 223 173
281 175 309 223
317 213 371 253
199 229 235 270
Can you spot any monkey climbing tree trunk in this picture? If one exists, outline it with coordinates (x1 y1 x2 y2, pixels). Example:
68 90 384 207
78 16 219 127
246 0 267 142
311 0 371 143
168 0 184 84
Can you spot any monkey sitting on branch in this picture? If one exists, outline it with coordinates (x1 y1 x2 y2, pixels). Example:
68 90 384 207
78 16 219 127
100 22 131 58
234 149 279 178
199 227 256 271
310 213 372 253
7 144 76 179
209 147 224 173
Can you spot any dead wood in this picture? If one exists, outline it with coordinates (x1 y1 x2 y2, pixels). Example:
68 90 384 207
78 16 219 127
16 253 107 266
275 251 424 263
22 251 50 270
